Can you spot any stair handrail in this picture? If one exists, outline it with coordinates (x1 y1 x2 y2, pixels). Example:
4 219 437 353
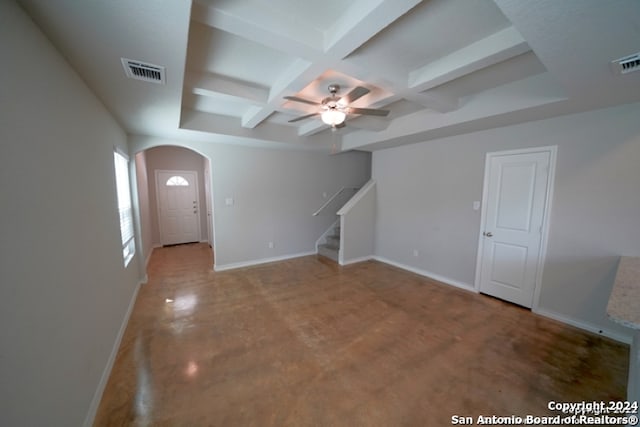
313 187 358 216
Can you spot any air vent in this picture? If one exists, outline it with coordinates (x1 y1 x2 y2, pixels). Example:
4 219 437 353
611 52 640 75
121 58 166 84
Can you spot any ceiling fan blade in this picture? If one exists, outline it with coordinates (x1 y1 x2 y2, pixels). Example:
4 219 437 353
344 86 370 104
334 121 346 129
288 112 319 123
284 96 320 106
349 107 389 117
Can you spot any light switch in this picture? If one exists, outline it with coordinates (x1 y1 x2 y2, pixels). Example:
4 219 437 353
473 201 481 211
225 197 234 206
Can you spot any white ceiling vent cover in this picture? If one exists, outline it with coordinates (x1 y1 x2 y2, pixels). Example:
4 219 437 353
611 52 640 75
121 58 166 84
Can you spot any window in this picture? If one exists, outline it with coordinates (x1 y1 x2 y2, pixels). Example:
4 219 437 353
114 149 135 266
166 175 189 186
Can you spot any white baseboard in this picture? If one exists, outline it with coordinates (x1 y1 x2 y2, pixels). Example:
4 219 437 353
371 257 630 344
533 307 632 344
214 251 317 272
145 245 160 269
372 256 476 293
83 282 141 427
340 255 374 266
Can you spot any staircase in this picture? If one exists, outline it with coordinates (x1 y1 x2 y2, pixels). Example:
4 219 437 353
313 186 358 263
314 180 375 265
317 225 340 262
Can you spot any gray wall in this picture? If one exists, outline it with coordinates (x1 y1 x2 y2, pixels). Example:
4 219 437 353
373 102 640 341
0 2 140 426
130 136 372 269
143 145 208 246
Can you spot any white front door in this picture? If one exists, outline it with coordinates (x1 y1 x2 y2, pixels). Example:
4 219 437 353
476 148 555 308
156 170 200 246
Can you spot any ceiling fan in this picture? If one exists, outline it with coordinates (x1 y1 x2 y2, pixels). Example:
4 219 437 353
284 84 389 128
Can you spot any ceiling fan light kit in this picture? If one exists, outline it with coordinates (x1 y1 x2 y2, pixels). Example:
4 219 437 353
321 109 346 126
285 83 389 128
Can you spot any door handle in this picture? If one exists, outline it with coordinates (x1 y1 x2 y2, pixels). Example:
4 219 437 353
483 231 493 237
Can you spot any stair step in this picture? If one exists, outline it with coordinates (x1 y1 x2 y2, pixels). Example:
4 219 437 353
325 234 340 245
318 243 339 262
322 241 339 250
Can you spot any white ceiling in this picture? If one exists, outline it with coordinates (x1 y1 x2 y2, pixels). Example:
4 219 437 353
18 0 640 152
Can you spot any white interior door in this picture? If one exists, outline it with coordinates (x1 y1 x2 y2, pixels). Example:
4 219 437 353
476 148 554 308
156 170 200 246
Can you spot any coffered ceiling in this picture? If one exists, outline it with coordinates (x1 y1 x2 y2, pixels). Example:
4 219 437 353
18 0 640 152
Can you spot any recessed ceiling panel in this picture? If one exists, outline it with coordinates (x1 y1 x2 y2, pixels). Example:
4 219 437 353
292 69 394 107
185 93 257 118
186 22 297 87
345 0 512 75
257 0 345 32
426 52 548 100
197 0 344 34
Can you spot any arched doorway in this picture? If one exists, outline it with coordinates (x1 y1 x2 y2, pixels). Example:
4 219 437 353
133 145 214 268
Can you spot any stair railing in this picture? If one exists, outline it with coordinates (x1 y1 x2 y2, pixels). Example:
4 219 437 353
312 187 359 216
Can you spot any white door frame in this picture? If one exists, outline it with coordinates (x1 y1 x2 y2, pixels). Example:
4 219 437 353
473 145 557 311
155 169 201 246
203 160 214 248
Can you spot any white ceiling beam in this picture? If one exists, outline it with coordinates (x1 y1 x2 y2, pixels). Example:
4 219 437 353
181 108 314 145
330 64 460 113
192 0 426 130
191 1 322 60
187 71 268 104
238 59 318 129
341 72 568 151
297 120 327 136
268 59 317 102
218 58 317 129
328 49 459 113
242 105 275 129
408 26 530 92
324 0 422 58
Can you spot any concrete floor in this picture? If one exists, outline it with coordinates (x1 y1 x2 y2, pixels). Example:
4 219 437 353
94 243 628 426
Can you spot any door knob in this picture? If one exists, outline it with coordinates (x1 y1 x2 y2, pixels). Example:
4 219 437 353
483 231 493 237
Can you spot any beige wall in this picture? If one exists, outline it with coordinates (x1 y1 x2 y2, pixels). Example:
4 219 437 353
131 136 372 269
0 2 141 425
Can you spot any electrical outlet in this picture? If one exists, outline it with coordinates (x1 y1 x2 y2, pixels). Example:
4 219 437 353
413 249 419 257
268 241 274 249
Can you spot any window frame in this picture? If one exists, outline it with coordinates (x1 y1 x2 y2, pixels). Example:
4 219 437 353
113 147 135 267
166 175 190 186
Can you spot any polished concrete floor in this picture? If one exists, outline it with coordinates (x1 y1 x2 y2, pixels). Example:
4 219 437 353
94 243 628 426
